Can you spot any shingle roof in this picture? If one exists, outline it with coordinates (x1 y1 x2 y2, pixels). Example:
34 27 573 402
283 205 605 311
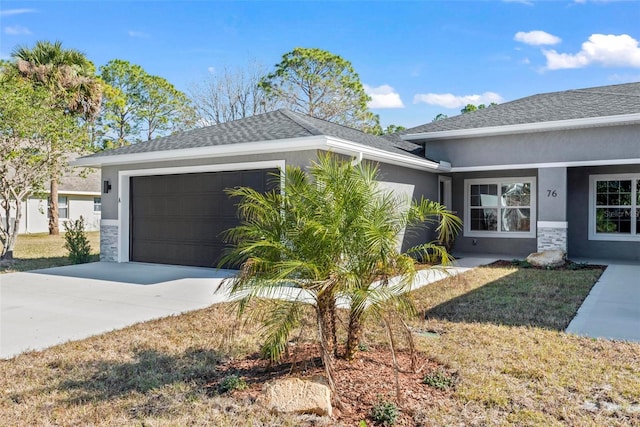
399 82 640 136
58 168 100 193
82 109 425 160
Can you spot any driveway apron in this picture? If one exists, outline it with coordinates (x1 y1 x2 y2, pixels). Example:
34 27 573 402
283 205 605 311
0 262 235 359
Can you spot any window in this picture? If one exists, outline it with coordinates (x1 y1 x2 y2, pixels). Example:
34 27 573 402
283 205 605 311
94 197 101 213
58 196 68 219
464 177 536 238
589 174 640 241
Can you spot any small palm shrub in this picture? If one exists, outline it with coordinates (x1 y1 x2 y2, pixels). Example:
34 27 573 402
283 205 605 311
63 216 92 264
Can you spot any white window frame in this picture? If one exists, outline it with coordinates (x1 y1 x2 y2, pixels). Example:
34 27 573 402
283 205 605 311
58 195 69 219
464 177 537 239
588 173 640 242
93 197 101 213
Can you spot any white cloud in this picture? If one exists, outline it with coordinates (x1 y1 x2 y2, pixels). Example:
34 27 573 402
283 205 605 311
364 84 405 109
128 30 150 39
413 92 505 109
0 8 36 16
4 25 31 35
207 66 216 74
514 30 561 46
543 34 640 70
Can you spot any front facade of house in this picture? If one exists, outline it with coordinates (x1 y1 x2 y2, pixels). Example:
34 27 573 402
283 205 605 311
75 82 640 267
6 168 102 235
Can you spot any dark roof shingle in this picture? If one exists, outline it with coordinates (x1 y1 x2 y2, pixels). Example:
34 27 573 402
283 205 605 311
399 82 640 136
83 109 425 160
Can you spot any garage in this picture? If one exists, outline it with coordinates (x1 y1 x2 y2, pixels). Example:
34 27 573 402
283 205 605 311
130 169 278 267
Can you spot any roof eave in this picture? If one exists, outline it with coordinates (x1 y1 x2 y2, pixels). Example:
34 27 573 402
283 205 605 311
401 113 640 142
71 135 448 173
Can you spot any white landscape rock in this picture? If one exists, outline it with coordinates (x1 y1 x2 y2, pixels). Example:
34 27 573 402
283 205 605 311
525 250 566 268
257 377 332 417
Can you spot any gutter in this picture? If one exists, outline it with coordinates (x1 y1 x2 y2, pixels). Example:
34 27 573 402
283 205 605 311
71 135 449 173
401 113 640 141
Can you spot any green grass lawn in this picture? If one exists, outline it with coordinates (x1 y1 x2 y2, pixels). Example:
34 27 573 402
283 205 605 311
0 231 100 273
0 259 638 426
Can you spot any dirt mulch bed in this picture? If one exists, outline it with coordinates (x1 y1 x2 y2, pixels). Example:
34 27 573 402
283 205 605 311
211 343 455 426
488 259 606 270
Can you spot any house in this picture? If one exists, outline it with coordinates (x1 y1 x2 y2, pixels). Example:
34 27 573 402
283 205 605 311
73 82 640 267
15 167 101 234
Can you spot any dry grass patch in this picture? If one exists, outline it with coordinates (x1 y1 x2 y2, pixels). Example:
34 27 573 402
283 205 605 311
1 264 638 426
0 232 100 273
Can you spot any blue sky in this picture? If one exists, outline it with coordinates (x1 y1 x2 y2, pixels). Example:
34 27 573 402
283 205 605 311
1 1 639 128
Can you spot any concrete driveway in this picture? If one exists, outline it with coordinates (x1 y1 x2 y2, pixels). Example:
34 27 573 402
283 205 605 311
0 257 494 360
0 262 235 359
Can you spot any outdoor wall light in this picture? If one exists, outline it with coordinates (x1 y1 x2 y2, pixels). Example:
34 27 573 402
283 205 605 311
103 180 112 194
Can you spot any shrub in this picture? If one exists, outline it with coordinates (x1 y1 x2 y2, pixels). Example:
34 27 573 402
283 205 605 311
63 216 92 264
218 374 247 393
370 399 399 426
510 259 532 268
422 369 457 390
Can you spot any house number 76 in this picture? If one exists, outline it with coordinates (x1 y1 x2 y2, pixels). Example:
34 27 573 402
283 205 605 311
547 190 558 197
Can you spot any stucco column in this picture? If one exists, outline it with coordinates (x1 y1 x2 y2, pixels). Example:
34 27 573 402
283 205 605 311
537 167 568 252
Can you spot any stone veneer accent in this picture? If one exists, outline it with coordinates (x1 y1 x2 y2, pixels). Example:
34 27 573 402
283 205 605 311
100 224 118 262
537 224 567 253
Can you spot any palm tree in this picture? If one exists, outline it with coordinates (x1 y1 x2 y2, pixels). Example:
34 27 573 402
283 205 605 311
222 153 461 397
11 41 103 234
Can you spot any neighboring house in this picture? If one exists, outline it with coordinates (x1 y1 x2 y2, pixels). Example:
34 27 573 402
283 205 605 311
74 82 640 267
16 168 101 234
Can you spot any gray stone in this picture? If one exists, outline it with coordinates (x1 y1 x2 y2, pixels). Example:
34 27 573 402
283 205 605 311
526 250 566 268
100 224 118 262
537 227 568 252
257 377 332 417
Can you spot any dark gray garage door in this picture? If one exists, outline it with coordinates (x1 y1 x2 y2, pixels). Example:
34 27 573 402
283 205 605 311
130 169 278 267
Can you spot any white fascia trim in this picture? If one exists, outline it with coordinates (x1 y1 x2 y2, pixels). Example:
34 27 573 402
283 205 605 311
324 136 446 172
71 136 327 167
71 134 447 173
451 158 640 173
538 221 568 229
402 113 640 141
59 191 101 196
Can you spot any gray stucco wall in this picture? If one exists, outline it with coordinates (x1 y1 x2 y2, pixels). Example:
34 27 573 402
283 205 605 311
424 124 640 168
568 164 640 261
375 162 440 251
450 169 538 257
99 149 440 261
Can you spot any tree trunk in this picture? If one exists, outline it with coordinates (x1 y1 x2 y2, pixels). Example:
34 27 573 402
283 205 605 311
345 311 363 361
1 199 22 261
48 178 59 235
317 290 337 356
316 304 344 410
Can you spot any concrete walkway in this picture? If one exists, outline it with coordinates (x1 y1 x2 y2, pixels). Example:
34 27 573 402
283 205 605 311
566 261 640 342
0 257 497 360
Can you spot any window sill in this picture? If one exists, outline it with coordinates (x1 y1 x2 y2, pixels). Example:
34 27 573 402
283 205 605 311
588 233 640 242
464 231 536 239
